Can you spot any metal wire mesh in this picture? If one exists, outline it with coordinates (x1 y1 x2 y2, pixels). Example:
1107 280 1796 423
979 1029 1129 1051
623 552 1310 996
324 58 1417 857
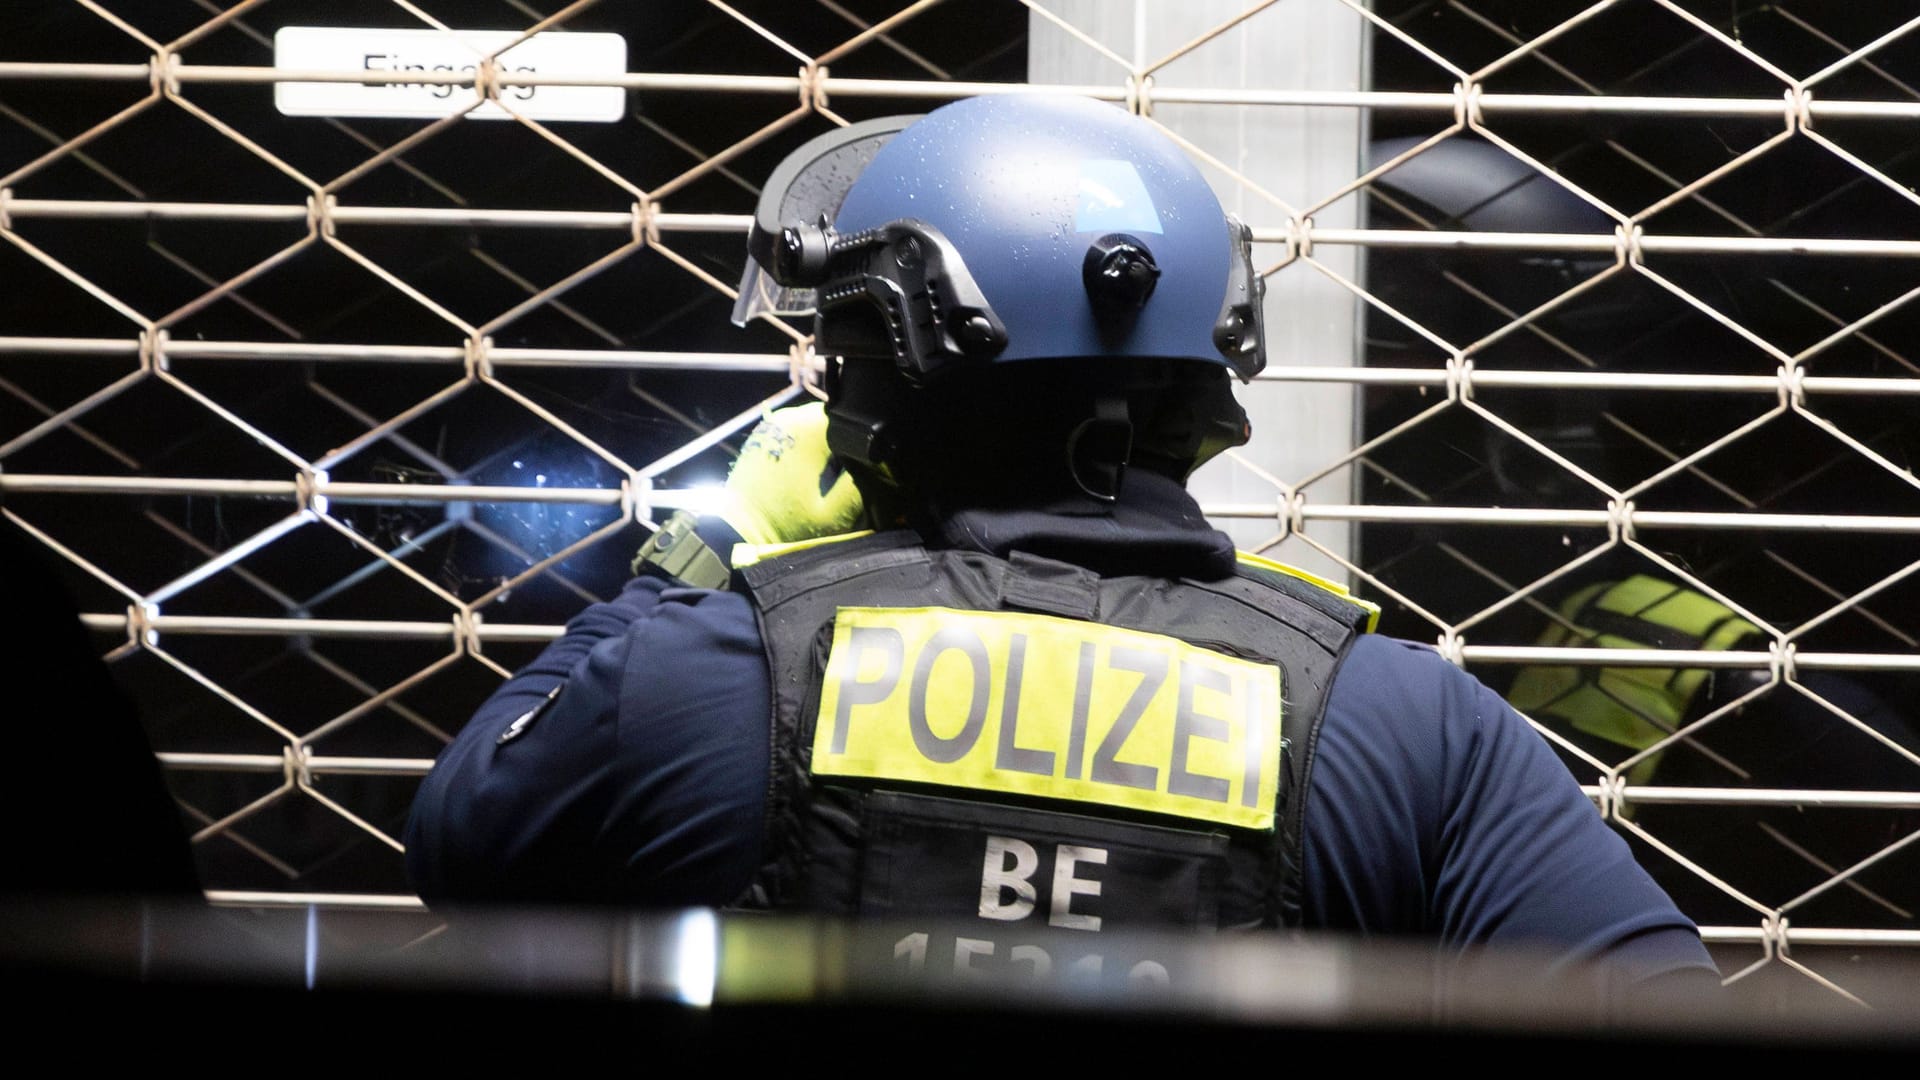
2 0 1916 1003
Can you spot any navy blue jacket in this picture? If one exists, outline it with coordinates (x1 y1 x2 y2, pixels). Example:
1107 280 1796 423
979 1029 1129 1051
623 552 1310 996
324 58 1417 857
407 483 1715 983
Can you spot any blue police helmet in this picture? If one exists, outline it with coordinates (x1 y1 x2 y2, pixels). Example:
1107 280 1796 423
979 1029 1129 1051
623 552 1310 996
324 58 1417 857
739 95 1264 385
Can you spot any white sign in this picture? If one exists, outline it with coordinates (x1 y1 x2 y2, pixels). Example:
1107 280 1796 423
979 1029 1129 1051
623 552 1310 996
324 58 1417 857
273 26 627 122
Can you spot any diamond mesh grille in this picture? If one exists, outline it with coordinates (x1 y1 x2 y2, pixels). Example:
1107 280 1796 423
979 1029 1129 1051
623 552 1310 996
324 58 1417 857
3 0 1916 1001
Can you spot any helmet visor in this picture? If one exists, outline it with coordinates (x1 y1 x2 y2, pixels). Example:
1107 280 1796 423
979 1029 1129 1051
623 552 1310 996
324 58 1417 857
730 264 816 326
731 115 917 327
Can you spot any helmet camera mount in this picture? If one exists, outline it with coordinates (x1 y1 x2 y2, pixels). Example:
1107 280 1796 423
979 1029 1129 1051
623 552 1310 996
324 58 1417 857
1082 233 1161 344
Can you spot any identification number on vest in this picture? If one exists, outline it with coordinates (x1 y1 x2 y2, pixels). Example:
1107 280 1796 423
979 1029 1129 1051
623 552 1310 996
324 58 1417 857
813 606 1284 830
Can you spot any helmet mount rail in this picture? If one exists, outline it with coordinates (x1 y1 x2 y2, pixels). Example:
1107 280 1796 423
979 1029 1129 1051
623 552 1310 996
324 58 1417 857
766 213 1267 385
769 218 1009 385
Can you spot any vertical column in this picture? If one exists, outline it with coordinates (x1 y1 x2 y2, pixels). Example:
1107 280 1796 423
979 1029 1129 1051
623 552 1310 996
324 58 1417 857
1030 1 1364 578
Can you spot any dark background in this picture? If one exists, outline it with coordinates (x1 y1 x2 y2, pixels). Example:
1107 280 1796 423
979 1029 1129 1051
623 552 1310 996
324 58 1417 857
2 1 1915 966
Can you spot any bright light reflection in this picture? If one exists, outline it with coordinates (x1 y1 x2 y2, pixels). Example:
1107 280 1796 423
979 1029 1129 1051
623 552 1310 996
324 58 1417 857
672 909 718 1008
671 483 728 517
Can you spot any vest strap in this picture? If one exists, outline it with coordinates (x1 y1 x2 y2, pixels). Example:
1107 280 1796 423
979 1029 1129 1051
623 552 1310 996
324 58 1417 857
999 550 1100 620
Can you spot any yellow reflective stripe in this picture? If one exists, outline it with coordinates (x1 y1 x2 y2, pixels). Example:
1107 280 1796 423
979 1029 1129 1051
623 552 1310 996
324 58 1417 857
813 606 1284 831
729 530 875 569
1592 575 1762 643
1235 551 1380 633
1591 576 1681 619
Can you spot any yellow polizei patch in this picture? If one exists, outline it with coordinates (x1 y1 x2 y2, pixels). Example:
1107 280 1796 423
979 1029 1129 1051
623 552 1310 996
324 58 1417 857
813 606 1284 831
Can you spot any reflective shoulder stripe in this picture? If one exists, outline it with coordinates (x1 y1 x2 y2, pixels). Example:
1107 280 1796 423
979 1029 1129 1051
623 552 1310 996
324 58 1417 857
1234 551 1380 633
730 529 877 569
1593 575 1762 646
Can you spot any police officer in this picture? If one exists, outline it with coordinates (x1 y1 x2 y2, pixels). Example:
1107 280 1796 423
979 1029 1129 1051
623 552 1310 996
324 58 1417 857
1510 575 1920 925
406 96 1716 985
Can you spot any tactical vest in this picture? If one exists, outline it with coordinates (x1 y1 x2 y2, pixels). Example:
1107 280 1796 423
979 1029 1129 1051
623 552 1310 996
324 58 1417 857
733 531 1372 938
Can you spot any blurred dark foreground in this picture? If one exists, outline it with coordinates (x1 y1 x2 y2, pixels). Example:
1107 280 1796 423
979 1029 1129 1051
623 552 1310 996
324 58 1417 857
3 898 1915 1064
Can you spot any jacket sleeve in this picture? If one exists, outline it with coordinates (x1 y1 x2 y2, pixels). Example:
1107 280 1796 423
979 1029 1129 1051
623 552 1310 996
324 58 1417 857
1301 634 1719 983
403 576 770 906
